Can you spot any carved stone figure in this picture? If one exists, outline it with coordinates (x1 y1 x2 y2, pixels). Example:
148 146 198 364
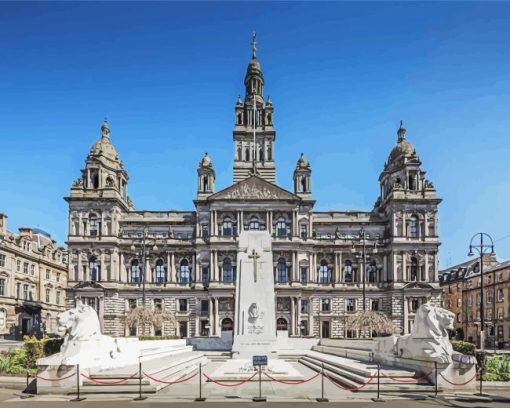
248 302 259 323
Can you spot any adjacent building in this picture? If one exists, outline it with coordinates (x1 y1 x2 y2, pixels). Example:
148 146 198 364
0 213 68 339
440 256 510 349
65 40 442 339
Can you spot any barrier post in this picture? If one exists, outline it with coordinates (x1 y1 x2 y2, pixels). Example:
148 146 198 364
252 365 266 402
19 370 35 399
194 362 206 402
316 363 328 402
372 363 384 402
133 361 147 401
434 361 438 397
70 364 86 402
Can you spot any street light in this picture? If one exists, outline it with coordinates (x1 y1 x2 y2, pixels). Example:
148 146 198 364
468 232 495 396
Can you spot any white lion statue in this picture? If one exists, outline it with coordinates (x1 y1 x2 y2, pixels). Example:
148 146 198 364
374 302 475 365
39 301 137 370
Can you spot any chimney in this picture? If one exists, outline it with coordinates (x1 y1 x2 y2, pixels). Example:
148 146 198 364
0 213 6 236
19 227 33 239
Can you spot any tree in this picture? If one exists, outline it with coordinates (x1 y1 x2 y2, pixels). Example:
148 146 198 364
346 310 396 337
125 306 176 335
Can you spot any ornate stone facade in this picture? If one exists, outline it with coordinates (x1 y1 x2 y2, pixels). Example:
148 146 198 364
65 43 442 339
0 214 68 338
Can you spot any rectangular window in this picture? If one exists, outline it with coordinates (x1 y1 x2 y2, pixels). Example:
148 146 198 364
497 289 504 302
300 267 308 284
23 284 28 300
16 282 21 298
300 299 309 313
321 298 331 312
371 299 379 311
23 262 28 274
202 266 209 284
0 254 5 267
16 260 20 272
300 225 308 239
45 288 50 303
46 269 50 280
154 298 162 311
201 224 209 238
56 291 61 305
0 278 5 296
346 298 355 312
56 273 60 282
201 299 209 313
30 265 35 275
128 299 137 310
179 299 188 312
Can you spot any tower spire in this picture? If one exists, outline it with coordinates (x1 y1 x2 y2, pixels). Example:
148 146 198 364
397 119 406 142
252 31 257 59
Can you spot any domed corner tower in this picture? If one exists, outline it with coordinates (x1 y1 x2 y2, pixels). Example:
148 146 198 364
375 121 443 333
65 119 132 291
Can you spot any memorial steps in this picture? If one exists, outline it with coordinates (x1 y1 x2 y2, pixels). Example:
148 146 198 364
299 349 436 393
77 348 208 394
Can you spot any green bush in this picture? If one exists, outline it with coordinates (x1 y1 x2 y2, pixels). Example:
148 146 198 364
23 336 46 368
483 356 510 382
138 335 179 341
451 340 476 356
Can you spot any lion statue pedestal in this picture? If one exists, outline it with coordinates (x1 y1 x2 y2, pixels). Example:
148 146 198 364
373 303 477 390
36 302 140 393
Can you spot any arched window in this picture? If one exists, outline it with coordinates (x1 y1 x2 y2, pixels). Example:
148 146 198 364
92 174 99 189
267 145 272 161
301 176 307 192
276 217 287 237
89 257 98 281
410 257 418 281
179 259 190 284
249 216 260 231
344 260 353 283
367 260 377 283
237 147 242 160
245 148 250 162
276 318 288 331
223 257 233 282
203 176 209 192
319 260 330 284
130 259 140 283
155 259 166 284
277 258 287 283
408 216 418 238
222 217 233 236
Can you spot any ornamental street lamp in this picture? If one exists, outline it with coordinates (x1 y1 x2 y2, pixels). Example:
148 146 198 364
352 227 381 312
130 226 160 307
468 232 495 396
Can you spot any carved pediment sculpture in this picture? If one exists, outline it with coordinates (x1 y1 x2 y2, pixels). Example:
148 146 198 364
211 176 298 201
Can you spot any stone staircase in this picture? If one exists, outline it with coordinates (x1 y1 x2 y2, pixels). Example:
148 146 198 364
76 350 208 394
300 349 436 393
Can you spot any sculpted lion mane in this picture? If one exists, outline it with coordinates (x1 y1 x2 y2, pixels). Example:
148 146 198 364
396 303 455 363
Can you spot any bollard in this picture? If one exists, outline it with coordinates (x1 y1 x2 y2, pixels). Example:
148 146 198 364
316 363 329 402
252 365 266 402
434 361 438 397
371 363 384 402
194 362 206 402
133 361 147 401
20 370 35 399
70 364 86 402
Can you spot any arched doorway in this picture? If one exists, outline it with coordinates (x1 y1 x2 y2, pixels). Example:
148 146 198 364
276 318 288 331
221 318 233 332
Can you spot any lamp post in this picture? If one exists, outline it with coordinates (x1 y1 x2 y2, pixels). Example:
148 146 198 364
468 232 495 396
130 226 159 307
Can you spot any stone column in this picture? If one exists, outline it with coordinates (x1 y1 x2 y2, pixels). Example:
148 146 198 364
308 297 314 337
403 297 409 334
402 253 407 282
383 254 387 282
214 297 220 336
77 253 82 282
268 211 273 235
110 251 115 281
170 253 175 282
240 211 244 232
290 297 295 335
208 297 213 336
192 254 196 282
424 212 429 238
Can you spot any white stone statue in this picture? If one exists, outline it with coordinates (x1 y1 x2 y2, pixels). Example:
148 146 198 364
373 302 476 389
39 302 138 370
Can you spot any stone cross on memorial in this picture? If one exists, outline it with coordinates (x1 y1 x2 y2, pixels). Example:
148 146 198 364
248 249 261 282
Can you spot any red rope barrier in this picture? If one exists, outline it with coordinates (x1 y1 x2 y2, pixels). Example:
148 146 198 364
438 371 477 386
33 372 76 382
381 371 432 383
325 372 376 392
203 372 257 387
143 370 197 385
80 372 138 385
263 371 320 385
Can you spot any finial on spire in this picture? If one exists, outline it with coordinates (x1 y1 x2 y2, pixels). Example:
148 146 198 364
101 117 110 140
397 119 406 142
251 31 257 59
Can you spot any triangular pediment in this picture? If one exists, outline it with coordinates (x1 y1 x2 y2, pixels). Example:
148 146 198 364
73 281 105 290
210 175 300 201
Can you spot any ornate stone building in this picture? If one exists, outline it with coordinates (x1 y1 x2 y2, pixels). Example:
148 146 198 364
65 41 442 339
0 213 68 339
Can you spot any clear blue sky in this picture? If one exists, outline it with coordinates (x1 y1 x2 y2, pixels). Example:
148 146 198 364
1 2 509 267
